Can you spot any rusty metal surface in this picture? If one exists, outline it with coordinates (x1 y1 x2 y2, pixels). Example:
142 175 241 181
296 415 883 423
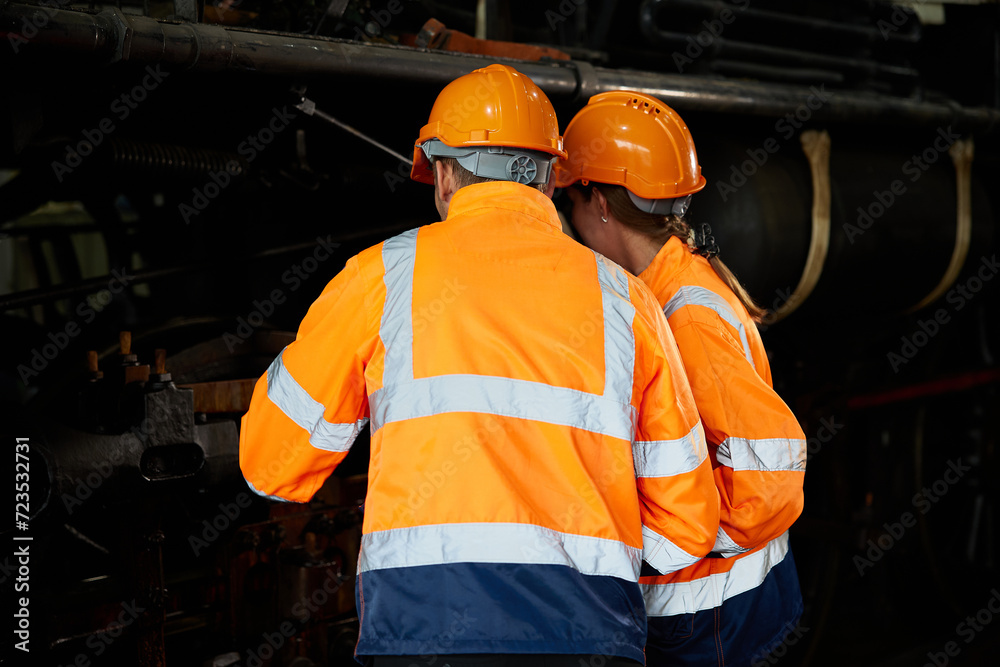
409 18 571 61
181 379 258 414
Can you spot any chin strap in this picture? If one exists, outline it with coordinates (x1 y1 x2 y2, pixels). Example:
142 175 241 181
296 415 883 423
419 139 554 185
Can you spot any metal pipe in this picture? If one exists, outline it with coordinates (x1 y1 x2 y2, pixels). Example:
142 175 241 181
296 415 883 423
3 3 999 133
638 1 921 82
584 67 999 132
710 59 845 85
643 0 921 44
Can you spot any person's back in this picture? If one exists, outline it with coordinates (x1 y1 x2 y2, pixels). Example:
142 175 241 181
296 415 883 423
640 235 774 383
636 235 805 667
556 91 807 667
240 65 721 666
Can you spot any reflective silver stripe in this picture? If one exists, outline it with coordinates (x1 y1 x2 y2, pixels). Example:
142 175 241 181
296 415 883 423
633 422 708 479
369 375 635 441
380 228 420 385
712 526 752 557
370 236 637 440
641 525 702 575
596 256 636 405
716 436 807 472
663 285 755 371
641 532 790 616
243 475 294 503
266 350 369 452
358 522 642 581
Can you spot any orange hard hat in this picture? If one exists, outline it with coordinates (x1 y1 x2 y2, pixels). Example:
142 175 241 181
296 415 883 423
411 63 567 184
554 91 707 199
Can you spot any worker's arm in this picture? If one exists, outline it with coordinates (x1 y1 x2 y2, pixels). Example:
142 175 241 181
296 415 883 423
670 317 806 555
632 290 721 575
239 255 376 502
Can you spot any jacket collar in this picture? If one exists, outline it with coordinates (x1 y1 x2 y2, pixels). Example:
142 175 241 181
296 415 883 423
446 181 561 230
638 235 694 302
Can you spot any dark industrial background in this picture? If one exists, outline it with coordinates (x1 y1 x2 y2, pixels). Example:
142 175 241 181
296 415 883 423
1 0 998 665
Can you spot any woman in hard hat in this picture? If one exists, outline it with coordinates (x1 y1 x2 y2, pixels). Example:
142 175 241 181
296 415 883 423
555 92 808 667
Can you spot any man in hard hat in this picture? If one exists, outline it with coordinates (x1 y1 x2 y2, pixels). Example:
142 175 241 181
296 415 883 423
240 63 720 666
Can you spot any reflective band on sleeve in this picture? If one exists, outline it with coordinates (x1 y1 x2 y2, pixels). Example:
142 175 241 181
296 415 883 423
243 475 295 503
368 374 635 441
663 286 755 371
633 422 708 479
641 532 790 616
641 525 702 575
358 522 642 581
712 526 752 557
370 234 637 440
266 350 369 452
716 436 807 472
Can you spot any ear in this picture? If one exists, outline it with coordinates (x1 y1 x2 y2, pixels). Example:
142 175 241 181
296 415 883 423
592 187 609 221
543 177 556 199
434 160 458 206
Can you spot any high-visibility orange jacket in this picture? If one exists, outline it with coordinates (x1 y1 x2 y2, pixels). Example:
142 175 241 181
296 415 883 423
239 182 720 663
636 237 807 667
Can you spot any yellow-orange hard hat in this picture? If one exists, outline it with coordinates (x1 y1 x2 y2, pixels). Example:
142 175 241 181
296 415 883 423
411 63 567 185
555 91 706 203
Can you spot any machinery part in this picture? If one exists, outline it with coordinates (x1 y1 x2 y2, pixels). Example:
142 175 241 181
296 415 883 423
686 127 995 320
3 3 998 133
326 620 361 664
13 319 367 666
35 384 214 515
25 328 294 521
108 138 249 180
181 378 258 413
410 17 570 61
173 0 200 23
0 239 337 311
295 95 414 166
908 138 975 313
140 441 205 481
326 0 351 22
277 546 350 622
639 0 920 94
772 130 831 322
638 0 921 90
642 0 920 44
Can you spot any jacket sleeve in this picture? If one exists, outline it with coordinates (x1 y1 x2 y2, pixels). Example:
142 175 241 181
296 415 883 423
239 255 376 502
670 318 806 555
632 291 721 575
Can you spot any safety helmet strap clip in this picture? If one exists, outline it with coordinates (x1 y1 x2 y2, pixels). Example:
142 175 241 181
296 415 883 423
420 138 553 186
626 189 692 217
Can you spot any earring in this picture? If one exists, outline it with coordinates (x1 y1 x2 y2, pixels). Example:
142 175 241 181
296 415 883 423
601 215 608 223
